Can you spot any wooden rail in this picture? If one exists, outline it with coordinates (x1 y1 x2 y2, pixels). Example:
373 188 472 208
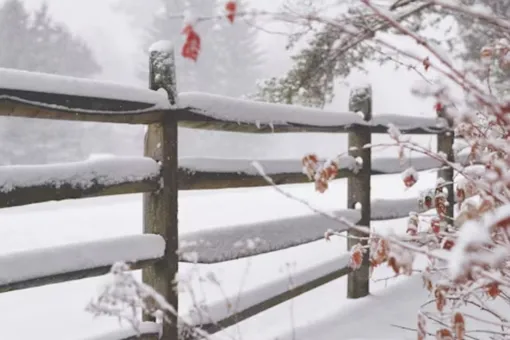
0 41 455 339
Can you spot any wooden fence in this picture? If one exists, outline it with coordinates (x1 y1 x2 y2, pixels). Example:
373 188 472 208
0 42 456 340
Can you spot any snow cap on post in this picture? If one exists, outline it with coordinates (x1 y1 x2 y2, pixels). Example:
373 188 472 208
148 40 174 54
349 84 372 122
149 40 177 105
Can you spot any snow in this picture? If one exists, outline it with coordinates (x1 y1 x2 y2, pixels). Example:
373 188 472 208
0 235 165 288
176 128 470 174
448 204 510 281
0 156 160 193
148 40 174 54
0 67 170 108
180 156 355 175
179 208 361 263
270 274 429 340
371 197 422 220
180 151 469 176
0 149 466 198
83 322 160 340
184 252 351 326
180 176 452 264
0 169 458 339
178 92 442 129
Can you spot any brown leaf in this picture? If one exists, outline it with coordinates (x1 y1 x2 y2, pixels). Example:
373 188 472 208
417 312 427 340
423 56 431 71
453 312 465 340
435 328 453 340
388 257 399 275
486 282 500 298
349 244 364 270
434 287 446 312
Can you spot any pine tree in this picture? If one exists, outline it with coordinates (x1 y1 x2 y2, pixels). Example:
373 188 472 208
29 3 100 77
255 0 509 107
0 0 32 70
0 0 102 165
213 0 264 98
186 0 223 93
455 0 510 96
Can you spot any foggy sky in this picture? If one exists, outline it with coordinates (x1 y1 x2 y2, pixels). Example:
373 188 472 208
15 0 438 117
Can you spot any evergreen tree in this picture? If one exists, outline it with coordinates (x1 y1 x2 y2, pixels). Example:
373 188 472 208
213 0 264 98
138 0 263 97
0 0 102 165
0 0 31 70
454 0 510 96
185 0 226 93
255 0 509 107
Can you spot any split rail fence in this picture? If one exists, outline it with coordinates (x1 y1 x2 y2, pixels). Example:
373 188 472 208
0 42 457 340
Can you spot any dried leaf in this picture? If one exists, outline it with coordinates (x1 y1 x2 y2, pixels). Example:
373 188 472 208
431 217 441 234
486 282 500 298
435 193 447 218
441 238 455 250
349 243 364 270
302 154 319 179
402 167 418 188
417 312 427 340
435 328 453 340
434 287 446 312
423 56 431 71
453 312 465 340
406 212 419 236
388 256 399 275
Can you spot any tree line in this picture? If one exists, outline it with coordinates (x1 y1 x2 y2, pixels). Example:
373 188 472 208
0 0 263 165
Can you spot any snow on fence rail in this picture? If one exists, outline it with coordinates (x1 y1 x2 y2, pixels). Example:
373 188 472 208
185 252 352 333
0 235 165 293
176 91 449 134
179 208 361 263
0 43 456 340
0 156 161 208
178 150 469 190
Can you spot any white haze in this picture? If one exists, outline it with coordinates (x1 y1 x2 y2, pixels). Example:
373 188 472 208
16 0 440 116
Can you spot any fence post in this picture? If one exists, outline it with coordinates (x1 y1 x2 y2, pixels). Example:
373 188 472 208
437 107 455 219
347 85 372 299
143 41 179 340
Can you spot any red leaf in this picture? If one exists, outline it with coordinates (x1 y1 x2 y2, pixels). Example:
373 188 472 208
225 1 237 23
441 238 455 250
181 24 201 61
431 217 441 234
401 168 418 188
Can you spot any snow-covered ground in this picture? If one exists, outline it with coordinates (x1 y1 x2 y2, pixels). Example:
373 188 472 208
0 168 442 340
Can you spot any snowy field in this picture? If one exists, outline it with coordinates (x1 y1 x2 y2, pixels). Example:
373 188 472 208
0 168 444 340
